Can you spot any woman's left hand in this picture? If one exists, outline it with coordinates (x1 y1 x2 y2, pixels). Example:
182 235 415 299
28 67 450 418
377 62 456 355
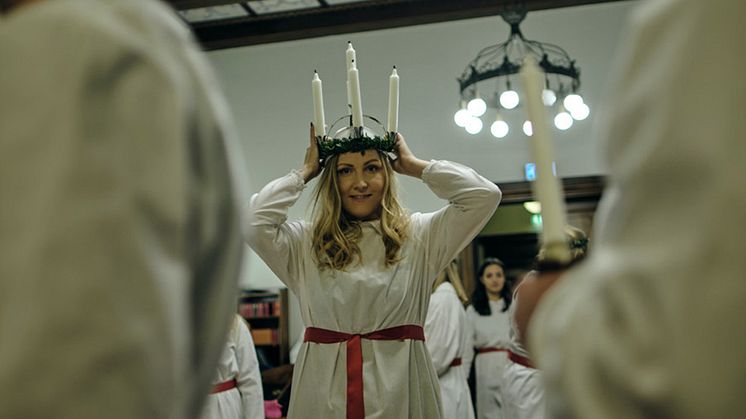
391 133 429 178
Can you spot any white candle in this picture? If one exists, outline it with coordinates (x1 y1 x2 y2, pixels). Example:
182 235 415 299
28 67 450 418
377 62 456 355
312 71 326 136
387 66 399 132
348 60 364 128
520 56 570 262
346 41 356 72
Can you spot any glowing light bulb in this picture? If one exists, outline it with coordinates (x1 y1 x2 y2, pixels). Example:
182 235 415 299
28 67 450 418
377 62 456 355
465 117 483 134
570 103 590 120
467 98 487 117
522 120 533 136
554 111 574 130
563 94 584 113
490 120 509 138
499 90 520 109
454 109 470 127
542 89 557 106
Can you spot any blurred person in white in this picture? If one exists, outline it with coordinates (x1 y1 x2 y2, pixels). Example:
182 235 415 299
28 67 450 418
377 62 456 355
0 0 247 418
503 227 588 419
202 315 264 419
425 260 476 419
525 0 746 418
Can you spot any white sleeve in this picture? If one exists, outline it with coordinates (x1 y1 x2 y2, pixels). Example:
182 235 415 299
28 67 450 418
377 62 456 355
425 291 462 376
462 306 476 374
234 319 265 419
415 161 501 286
243 171 307 292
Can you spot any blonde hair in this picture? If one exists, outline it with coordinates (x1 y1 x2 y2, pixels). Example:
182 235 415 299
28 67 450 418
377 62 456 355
432 260 470 306
311 151 409 271
536 225 589 266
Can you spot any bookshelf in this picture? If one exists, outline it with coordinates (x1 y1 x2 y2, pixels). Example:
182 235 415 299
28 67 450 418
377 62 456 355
239 288 289 366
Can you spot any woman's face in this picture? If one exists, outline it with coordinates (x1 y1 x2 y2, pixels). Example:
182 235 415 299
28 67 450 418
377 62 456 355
481 264 505 296
336 150 385 220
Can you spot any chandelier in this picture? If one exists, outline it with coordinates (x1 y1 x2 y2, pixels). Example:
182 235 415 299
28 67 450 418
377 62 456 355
454 9 590 138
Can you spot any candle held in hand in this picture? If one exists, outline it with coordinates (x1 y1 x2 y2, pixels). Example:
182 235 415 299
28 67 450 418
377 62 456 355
520 56 570 263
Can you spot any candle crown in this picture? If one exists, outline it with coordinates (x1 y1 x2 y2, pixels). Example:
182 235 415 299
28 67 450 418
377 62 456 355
316 116 396 163
312 43 399 162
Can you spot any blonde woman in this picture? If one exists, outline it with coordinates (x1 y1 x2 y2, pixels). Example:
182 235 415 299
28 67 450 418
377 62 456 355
244 124 501 419
425 261 475 419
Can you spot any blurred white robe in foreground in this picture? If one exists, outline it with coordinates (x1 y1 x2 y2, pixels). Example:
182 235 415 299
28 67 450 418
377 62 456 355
0 0 246 418
530 0 746 418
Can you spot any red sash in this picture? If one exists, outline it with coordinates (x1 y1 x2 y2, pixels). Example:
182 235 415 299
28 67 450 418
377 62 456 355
210 378 237 394
449 357 462 367
476 346 508 354
508 350 536 369
304 324 425 419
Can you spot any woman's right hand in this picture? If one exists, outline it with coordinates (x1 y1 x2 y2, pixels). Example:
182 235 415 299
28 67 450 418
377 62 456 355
300 122 322 183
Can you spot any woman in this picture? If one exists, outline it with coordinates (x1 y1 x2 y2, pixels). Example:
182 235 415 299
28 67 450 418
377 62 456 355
465 258 512 419
502 226 588 419
424 261 475 419
201 314 264 419
244 124 501 418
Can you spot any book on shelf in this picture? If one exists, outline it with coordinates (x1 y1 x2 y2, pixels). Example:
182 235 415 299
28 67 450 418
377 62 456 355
250 328 279 345
239 300 281 318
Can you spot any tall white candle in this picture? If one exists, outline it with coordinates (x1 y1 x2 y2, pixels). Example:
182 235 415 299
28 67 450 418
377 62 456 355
348 60 364 128
346 41 356 72
387 66 399 132
520 56 570 262
312 71 326 136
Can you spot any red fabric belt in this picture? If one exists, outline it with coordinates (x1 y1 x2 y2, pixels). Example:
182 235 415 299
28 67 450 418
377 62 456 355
476 346 508 354
450 357 462 367
304 324 425 419
210 378 237 394
508 350 536 369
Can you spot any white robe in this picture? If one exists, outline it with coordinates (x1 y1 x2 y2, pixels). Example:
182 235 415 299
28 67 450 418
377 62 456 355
244 160 501 418
425 282 476 419
529 1 746 418
502 284 544 419
465 300 511 419
0 1 246 418
201 315 264 419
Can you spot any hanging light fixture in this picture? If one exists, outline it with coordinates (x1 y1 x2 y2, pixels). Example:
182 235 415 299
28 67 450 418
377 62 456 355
455 8 589 137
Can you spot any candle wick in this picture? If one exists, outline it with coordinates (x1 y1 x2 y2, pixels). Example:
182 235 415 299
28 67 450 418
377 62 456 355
393 65 396 69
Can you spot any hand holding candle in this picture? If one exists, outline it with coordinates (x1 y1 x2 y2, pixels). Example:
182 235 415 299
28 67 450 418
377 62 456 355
520 56 571 264
387 66 399 133
312 71 326 136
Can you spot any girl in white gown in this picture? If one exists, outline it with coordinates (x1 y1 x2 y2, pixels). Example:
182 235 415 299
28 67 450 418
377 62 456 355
425 261 476 419
464 258 512 419
244 125 501 418
202 315 264 419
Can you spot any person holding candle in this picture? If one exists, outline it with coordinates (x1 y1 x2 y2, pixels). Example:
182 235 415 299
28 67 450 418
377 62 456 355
243 118 501 418
424 260 475 419
501 226 588 419
463 258 512 419
525 0 746 418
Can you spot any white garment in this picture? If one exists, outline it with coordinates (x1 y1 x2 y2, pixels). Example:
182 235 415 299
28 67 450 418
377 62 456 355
244 160 501 419
0 1 245 418
502 282 544 419
529 1 746 418
465 300 511 419
425 282 476 419
201 315 264 419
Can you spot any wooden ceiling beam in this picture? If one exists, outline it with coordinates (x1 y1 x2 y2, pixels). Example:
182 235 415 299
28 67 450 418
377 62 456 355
166 0 631 50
